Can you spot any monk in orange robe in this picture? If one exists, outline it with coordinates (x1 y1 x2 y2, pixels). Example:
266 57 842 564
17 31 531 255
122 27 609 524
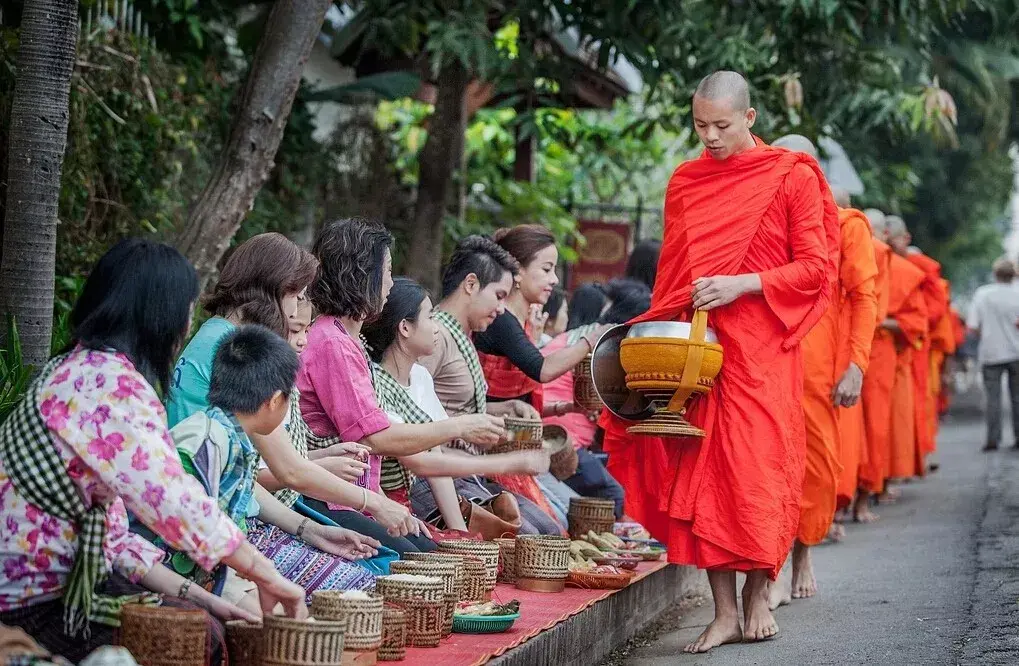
905 248 949 466
767 137 877 602
928 281 957 440
883 217 929 481
853 210 894 523
620 72 839 653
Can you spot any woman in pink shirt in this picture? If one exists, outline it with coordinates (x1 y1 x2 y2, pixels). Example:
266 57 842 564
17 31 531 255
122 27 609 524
298 218 506 554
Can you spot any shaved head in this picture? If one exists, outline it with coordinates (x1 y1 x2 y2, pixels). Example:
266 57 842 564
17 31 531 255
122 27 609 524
695 71 751 111
864 208 887 240
772 134 818 159
831 187 851 208
886 215 908 238
886 215 911 254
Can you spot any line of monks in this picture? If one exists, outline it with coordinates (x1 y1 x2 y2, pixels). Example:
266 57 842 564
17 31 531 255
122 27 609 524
605 70 966 654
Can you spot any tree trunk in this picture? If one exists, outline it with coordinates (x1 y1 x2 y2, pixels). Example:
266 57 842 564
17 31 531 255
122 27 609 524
0 0 78 368
175 0 331 289
407 60 471 293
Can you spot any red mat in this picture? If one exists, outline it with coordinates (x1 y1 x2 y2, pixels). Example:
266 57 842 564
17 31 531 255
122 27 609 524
402 561 669 666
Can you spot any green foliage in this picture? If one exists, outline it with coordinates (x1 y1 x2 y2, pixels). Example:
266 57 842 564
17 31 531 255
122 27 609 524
0 315 33 426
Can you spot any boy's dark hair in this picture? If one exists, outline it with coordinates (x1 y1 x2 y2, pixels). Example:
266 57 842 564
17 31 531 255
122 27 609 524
208 325 299 414
567 283 607 331
310 217 394 321
543 286 566 320
600 280 652 325
71 239 198 393
625 239 662 291
440 235 519 299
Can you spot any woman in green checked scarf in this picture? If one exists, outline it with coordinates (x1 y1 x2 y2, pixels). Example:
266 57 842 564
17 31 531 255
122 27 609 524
361 278 550 532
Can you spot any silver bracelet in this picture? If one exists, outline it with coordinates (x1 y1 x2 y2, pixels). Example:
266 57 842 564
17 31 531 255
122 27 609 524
296 517 310 539
359 488 369 513
177 579 191 599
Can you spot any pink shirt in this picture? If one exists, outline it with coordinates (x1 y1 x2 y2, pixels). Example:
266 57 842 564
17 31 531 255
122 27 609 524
541 333 596 449
0 349 242 611
297 316 389 497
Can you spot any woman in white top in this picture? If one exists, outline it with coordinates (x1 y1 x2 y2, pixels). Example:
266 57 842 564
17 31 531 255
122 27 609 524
361 278 551 532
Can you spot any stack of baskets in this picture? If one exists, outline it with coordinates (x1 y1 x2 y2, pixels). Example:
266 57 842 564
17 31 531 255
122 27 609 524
119 605 208 666
389 560 458 638
374 575 444 648
262 616 346 666
567 497 616 539
494 537 517 584
514 535 571 593
436 540 499 595
488 417 544 454
573 354 602 411
310 591 384 664
403 551 486 602
544 425 579 481
378 608 406 662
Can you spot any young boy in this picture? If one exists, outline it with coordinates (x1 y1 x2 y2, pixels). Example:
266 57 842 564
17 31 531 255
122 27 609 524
169 325 377 608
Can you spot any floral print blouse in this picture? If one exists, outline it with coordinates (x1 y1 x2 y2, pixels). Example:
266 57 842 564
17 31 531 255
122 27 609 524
0 348 244 611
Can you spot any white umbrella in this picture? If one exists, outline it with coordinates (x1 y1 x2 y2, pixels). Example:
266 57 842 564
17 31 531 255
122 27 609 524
818 136 865 196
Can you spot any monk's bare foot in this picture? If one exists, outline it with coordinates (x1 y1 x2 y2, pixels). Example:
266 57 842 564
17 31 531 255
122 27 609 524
742 579 779 642
683 616 743 653
791 542 817 599
877 487 900 504
767 571 792 611
826 523 846 543
854 504 880 523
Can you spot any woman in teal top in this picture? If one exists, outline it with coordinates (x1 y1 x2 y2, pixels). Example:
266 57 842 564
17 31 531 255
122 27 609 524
168 316 236 426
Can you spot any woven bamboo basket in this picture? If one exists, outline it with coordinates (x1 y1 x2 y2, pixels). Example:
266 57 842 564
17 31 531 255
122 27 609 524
573 354 602 411
460 555 489 602
494 537 517 584
489 417 544 454
374 575 442 603
515 535 570 592
436 540 499 591
310 592 384 651
567 497 616 539
544 425 579 481
226 621 264 666
261 616 345 666
388 561 457 638
401 552 465 597
392 598 443 648
119 604 208 666
378 608 406 662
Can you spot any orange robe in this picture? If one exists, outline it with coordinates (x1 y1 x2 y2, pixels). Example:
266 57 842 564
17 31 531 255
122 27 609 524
859 239 894 493
887 256 928 480
928 279 957 435
600 411 672 541
906 253 948 460
799 208 878 543
626 139 840 578
832 210 878 511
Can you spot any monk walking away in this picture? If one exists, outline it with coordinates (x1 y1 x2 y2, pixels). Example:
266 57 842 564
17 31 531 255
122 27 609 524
967 258 1019 451
622 71 839 653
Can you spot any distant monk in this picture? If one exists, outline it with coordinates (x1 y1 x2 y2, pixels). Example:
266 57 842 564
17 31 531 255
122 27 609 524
856 210 895 520
623 72 839 653
884 216 929 482
927 279 957 441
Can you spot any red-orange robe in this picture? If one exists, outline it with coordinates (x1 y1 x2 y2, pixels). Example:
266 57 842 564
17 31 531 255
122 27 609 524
887 256 928 480
906 253 948 462
625 139 840 579
799 208 878 543
600 411 672 541
928 279 957 435
859 239 894 494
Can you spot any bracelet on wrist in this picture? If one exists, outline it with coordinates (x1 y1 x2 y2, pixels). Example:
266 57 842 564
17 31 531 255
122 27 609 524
177 579 192 599
359 488 369 513
295 517 310 539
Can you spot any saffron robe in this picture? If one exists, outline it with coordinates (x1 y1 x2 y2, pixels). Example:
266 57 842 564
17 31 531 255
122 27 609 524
799 207 878 543
886 256 928 480
906 253 949 459
626 139 840 578
599 411 672 542
928 279 957 436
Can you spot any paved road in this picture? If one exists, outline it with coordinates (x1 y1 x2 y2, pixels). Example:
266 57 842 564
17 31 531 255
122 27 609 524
623 415 1019 665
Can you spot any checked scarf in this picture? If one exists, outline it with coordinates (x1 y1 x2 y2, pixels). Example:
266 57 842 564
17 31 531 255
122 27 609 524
0 354 155 638
433 310 487 414
371 365 421 493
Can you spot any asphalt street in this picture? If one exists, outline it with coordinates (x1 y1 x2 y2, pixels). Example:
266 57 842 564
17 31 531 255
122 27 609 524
622 415 1019 665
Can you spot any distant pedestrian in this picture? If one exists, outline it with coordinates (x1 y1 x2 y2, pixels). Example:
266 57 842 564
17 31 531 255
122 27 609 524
968 258 1019 450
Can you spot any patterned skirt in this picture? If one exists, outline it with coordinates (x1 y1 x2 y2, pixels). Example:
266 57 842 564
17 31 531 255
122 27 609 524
246 519 375 602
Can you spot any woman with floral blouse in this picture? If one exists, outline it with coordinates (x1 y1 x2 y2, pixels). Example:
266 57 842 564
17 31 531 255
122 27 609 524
0 240 305 663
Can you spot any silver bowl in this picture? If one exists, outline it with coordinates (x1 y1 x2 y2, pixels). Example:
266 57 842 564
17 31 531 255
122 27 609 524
626 321 718 344
590 325 654 421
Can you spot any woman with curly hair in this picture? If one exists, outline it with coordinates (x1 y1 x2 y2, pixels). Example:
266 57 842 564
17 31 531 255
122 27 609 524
298 218 508 553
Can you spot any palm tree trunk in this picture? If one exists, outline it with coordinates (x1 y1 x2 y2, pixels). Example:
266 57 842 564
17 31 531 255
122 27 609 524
175 0 331 290
408 60 471 293
0 0 78 368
